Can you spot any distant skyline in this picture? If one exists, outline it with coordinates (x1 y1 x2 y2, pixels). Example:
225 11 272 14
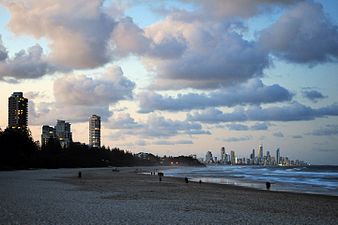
0 0 338 165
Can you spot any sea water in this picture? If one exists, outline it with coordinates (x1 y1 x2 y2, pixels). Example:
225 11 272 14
163 165 338 196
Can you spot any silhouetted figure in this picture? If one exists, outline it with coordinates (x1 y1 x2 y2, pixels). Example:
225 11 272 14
185 177 189 183
199 180 202 184
78 171 82 178
158 172 164 182
266 181 271 190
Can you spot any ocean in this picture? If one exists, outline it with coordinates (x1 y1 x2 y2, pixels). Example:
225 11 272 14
163 165 338 196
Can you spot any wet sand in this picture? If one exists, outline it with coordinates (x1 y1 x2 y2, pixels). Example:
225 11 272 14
1 167 338 224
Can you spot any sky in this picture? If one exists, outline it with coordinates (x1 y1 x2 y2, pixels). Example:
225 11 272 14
0 0 338 165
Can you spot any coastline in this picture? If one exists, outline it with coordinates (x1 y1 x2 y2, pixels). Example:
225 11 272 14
1 167 338 225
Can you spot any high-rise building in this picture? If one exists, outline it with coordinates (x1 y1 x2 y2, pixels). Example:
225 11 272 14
89 115 101 148
55 120 72 148
276 148 280 165
230 150 236 165
220 147 226 163
258 144 263 160
41 125 56 146
251 149 255 159
8 92 28 129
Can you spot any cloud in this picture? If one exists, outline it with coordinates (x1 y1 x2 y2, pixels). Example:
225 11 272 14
29 101 112 125
225 122 269 131
139 79 293 112
187 102 338 123
0 44 59 81
302 89 327 103
185 0 300 19
54 65 135 106
29 66 134 125
152 140 193 145
273 132 284 138
226 123 249 131
292 135 303 139
135 140 147 146
2 0 117 69
0 35 8 61
141 14 270 90
112 17 187 59
106 113 142 129
260 1 338 64
108 113 210 139
309 124 338 136
250 122 269 130
221 136 252 142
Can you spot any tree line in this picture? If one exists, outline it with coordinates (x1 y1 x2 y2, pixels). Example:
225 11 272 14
0 128 203 170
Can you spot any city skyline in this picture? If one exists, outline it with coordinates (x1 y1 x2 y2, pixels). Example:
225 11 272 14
1 1 338 165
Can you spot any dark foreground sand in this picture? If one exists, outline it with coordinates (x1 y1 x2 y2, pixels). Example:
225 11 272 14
1 167 338 225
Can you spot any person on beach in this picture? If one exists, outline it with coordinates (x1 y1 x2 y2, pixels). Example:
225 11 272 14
185 177 189 183
266 182 271 190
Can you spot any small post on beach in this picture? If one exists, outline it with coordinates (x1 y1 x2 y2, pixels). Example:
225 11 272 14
266 181 271 190
78 171 82 179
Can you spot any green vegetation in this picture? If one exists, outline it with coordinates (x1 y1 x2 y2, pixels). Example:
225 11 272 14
0 128 203 170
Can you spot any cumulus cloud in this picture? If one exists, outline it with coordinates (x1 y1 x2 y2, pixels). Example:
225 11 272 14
0 44 59 81
308 124 338 136
106 113 142 129
29 101 111 125
260 1 338 64
29 66 134 125
54 66 135 106
140 13 270 90
139 79 292 112
108 113 210 139
0 35 8 61
112 17 187 59
302 89 327 103
273 132 284 138
2 0 116 69
187 102 338 123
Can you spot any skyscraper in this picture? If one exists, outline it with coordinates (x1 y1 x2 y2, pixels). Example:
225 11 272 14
276 148 280 165
258 144 263 160
230 150 236 165
55 120 72 148
89 115 101 148
8 92 28 129
220 147 226 163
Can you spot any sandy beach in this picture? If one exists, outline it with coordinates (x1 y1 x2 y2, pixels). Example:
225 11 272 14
1 167 338 225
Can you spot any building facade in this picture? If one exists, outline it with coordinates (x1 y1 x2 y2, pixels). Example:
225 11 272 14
55 120 72 148
8 92 28 129
89 115 101 148
41 125 56 146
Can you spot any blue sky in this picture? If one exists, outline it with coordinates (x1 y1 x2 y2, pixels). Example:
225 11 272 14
0 0 338 164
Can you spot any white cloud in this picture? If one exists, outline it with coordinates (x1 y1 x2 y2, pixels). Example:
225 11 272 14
54 66 135 106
